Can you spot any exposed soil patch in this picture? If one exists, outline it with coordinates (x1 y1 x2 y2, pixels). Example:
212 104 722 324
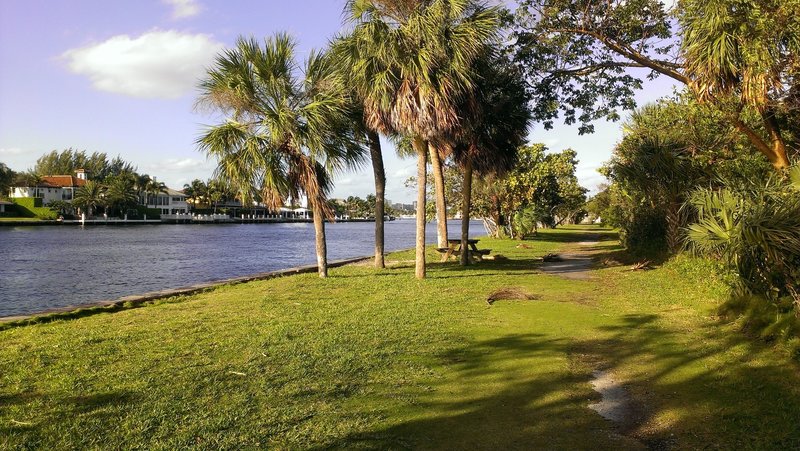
486 287 539 304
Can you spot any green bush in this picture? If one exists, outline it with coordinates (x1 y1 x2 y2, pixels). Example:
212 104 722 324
686 170 800 339
134 205 161 219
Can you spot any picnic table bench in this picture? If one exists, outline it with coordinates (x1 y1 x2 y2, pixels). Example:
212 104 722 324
436 239 491 262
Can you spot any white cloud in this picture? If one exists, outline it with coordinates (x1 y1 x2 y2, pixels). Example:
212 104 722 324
62 30 224 99
148 157 211 172
163 0 202 19
0 147 25 155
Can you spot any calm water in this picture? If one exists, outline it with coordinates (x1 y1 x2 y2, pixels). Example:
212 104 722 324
0 219 484 317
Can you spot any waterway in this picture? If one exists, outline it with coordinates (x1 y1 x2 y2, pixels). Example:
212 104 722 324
0 219 485 317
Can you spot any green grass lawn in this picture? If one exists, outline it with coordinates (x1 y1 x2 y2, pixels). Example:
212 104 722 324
0 217 42 222
2 225 800 449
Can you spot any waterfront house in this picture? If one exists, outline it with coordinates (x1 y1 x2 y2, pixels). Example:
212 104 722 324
143 188 189 215
9 169 88 204
0 200 12 213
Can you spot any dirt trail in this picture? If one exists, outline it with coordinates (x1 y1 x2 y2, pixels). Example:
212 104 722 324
538 236 649 442
539 237 600 280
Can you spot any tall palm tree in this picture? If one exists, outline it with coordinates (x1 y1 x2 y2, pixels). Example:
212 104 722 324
428 142 450 248
73 180 104 218
133 173 151 204
145 178 168 210
342 0 500 278
197 34 365 278
331 79 389 268
450 51 532 264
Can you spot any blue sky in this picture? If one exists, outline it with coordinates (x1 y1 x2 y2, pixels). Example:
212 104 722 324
0 0 675 203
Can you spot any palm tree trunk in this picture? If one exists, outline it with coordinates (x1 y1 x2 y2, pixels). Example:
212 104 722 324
731 114 790 169
762 108 790 169
460 160 473 266
413 137 428 279
428 142 448 248
368 130 386 269
312 202 328 278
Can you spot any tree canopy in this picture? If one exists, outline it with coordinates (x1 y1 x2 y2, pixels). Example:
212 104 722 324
511 0 800 168
33 149 137 180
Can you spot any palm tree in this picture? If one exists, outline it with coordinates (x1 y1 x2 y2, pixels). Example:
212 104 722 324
133 173 151 204
145 178 168 210
182 179 209 211
207 179 226 214
105 176 138 217
450 51 532 264
73 180 104 218
342 0 500 278
332 81 389 268
197 34 365 278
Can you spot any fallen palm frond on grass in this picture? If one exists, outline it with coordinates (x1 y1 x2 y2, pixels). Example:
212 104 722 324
486 287 540 304
627 260 653 271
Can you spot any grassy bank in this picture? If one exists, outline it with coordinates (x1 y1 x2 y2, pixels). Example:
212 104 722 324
2 226 800 449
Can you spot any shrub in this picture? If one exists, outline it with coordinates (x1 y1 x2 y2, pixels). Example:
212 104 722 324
685 169 800 323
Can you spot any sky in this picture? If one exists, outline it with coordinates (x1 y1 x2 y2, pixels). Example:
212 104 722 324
0 0 676 203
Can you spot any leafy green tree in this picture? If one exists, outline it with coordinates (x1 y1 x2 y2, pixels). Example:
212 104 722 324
511 0 799 169
504 145 561 236
342 0 500 278
471 144 585 238
679 0 799 168
0 162 16 199
197 34 364 278
34 149 137 178
603 97 772 253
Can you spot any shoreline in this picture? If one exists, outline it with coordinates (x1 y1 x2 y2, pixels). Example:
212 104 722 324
0 254 376 325
0 217 397 227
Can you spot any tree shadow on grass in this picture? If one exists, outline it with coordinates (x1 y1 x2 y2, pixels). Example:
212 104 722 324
319 314 800 450
428 258 545 280
523 228 616 244
0 391 139 440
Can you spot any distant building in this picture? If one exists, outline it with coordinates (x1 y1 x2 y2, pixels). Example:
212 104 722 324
143 188 188 215
391 202 415 213
9 169 189 214
9 170 88 204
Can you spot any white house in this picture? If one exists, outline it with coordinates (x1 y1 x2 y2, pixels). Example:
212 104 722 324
10 170 88 204
144 188 189 215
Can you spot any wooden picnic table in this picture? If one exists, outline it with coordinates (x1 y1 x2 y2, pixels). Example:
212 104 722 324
437 238 490 262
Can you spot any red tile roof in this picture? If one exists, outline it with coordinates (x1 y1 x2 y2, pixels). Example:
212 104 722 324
40 176 87 188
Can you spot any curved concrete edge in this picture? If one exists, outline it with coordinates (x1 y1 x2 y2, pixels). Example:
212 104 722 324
0 255 374 325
